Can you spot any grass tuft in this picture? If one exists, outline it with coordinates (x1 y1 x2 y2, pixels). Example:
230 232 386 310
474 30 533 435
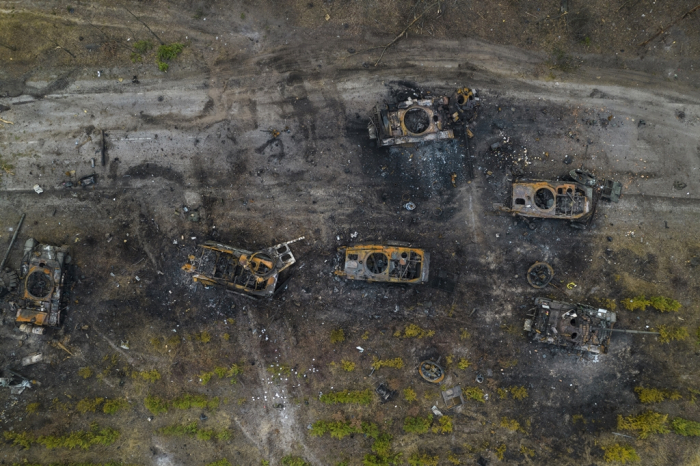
671 418 700 436
394 323 435 339
403 415 432 434
617 411 670 439
371 357 404 370
634 386 681 403
403 388 417 402
463 386 485 403
330 328 345 343
603 443 640 464
320 389 372 405
658 325 689 343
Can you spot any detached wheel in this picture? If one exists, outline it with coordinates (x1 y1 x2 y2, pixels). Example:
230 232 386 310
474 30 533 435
0 268 19 296
527 262 554 289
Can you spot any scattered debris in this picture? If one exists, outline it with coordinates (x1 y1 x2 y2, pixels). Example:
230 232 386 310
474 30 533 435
12 238 71 328
335 242 429 284
441 385 465 410
419 360 444 384
404 202 416 211
33 185 44 194
21 352 43 366
431 405 443 417
527 262 554 289
375 383 397 403
183 237 304 298
674 181 687 190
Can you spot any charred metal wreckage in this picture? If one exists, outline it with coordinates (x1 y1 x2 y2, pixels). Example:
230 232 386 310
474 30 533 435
494 169 623 225
12 239 71 330
524 298 616 354
368 87 479 147
335 243 430 284
183 237 304 298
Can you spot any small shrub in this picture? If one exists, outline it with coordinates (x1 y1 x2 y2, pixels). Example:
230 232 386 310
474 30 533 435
341 360 355 372
35 425 120 450
407 452 439 466
158 421 229 442
459 328 470 340
158 61 169 72
144 395 169 415
330 328 345 343
495 444 507 461
4 431 34 449
78 367 93 379
448 453 461 464
394 323 435 339
617 411 670 439
133 39 153 54
403 415 432 434
403 388 417 402
497 388 508 399
457 358 471 370
222 333 230 341
130 52 143 63
464 386 485 403
172 394 220 410
134 369 161 383
500 417 521 432
634 386 681 403
432 415 453 434
510 386 529 400
624 295 681 312
671 418 700 436
371 357 404 370
76 398 105 413
281 456 311 466
603 443 640 464
320 389 373 405
658 325 689 343
207 460 232 466
26 402 40 414
103 398 128 415
193 331 212 343
572 414 586 424
520 445 536 458
361 331 369 340
158 43 185 61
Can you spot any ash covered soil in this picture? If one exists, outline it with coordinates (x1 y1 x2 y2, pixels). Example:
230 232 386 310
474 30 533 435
1 1 700 465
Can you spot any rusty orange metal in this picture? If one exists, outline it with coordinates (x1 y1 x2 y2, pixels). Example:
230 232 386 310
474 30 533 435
335 243 429 284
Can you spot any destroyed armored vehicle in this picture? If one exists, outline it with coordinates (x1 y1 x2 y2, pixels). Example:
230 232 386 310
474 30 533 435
368 88 478 147
494 169 622 224
335 243 429 284
13 239 71 328
183 237 304 298
524 297 616 354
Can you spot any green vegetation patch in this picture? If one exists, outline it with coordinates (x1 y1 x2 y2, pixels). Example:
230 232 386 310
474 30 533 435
500 417 521 432
617 411 670 439
624 295 681 312
457 358 471 369
371 357 404 370
431 416 452 434
658 325 689 343
463 386 485 403
158 422 231 441
634 387 681 403
403 415 432 434
144 395 169 415
206 460 231 466
156 43 186 71
403 388 417 402
310 419 378 440
341 360 355 372
671 418 700 436
133 369 161 383
510 385 529 400
281 456 310 466
172 394 220 410
603 443 640 464
394 323 435 339
133 40 153 54
4 424 120 450
102 399 128 415
78 367 93 379
407 452 439 466
330 328 345 343
201 364 243 384
26 402 40 414
320 388 373 405
76 398 104 414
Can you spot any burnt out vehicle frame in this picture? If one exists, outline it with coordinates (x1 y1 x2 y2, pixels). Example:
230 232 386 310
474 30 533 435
335 242 430 284
12 238 71 329
183 237 304 299
524 297 617 354
494 169 622 225
368 87 479 147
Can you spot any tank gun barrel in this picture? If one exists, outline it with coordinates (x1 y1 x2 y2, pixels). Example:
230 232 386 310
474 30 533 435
0 213 25 270
610 328 660 335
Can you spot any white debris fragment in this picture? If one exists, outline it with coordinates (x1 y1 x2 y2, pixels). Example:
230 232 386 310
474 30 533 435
33 185 43 194
356 346 364 353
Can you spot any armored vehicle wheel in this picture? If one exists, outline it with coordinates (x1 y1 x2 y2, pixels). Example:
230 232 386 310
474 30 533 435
0 268 19 296
527 262 554 289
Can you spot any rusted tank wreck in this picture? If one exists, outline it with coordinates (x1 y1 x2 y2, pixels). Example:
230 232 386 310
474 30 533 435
524 297 616 354
494 169 622 224
183 237 304 298
335 243 429 284
368 87 478 147
13 239 71 329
